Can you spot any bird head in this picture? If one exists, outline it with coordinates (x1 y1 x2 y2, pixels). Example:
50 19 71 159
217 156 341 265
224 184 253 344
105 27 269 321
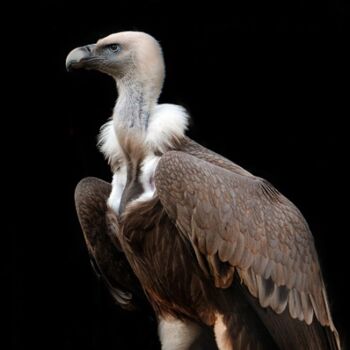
66 31 165 91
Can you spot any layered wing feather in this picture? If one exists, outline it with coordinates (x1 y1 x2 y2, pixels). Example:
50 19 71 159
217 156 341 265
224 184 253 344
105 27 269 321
155 149 340 349
75 177 149 310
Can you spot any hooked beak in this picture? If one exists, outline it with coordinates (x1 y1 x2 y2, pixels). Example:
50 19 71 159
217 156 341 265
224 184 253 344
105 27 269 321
66 44 97 72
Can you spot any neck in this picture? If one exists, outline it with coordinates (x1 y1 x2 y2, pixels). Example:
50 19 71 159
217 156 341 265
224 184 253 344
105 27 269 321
113 76 159 133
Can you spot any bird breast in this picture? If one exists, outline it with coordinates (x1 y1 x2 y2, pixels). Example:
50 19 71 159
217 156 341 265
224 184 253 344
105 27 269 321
108 154 160 215
101 103 190 215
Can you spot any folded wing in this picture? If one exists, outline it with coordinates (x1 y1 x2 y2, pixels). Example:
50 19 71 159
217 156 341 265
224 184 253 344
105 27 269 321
155 151 340 349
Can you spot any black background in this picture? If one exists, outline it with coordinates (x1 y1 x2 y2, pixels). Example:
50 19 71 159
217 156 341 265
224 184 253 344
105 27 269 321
11 1 349 349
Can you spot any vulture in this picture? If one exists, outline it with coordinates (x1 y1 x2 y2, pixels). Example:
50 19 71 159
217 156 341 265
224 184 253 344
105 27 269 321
67 31 341 349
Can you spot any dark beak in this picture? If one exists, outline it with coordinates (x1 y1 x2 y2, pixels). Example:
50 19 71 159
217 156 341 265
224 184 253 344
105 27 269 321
66 44 96 72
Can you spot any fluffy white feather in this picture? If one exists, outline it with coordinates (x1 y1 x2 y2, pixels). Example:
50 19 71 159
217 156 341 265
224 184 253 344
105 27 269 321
214 314 231 350
146 104 189 153
107 165 127 214
98 103 189 164
99 103 189 212
97 119 122 165
132 155 160 205
158 317 201 350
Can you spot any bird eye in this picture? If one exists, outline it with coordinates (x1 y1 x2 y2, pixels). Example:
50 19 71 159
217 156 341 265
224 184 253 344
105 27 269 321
107 43 120 52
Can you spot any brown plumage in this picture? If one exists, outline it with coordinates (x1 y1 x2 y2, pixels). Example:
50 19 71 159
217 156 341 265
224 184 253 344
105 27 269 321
74 177 147 310
69 31 341 349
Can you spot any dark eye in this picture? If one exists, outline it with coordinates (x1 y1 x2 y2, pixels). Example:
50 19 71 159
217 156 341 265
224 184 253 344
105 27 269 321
107 43 120 52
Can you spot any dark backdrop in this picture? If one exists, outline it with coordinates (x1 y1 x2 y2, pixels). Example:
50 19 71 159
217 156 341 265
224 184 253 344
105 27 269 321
11 1 349 349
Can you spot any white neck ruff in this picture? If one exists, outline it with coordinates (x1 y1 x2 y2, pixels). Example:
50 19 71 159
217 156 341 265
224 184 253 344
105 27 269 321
98 103 189 168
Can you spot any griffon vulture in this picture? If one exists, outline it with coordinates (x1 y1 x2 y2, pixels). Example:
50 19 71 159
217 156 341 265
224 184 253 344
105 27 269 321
67 31 341 349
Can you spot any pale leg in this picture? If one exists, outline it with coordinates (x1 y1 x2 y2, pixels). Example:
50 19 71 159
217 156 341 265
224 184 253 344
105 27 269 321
158 316 202 350
213 314 232 350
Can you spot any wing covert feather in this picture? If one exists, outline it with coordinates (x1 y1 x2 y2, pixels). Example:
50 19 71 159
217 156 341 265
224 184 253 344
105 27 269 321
75 177 147 310
155 150 338 345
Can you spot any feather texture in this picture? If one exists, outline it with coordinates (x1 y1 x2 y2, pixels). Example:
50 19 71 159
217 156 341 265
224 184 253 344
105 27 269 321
74 177 149 310
154 139 340 349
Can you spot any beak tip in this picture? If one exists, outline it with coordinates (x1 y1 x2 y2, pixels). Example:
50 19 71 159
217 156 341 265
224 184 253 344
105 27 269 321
65 46 89 72
66 61 74 72
66 44 96 73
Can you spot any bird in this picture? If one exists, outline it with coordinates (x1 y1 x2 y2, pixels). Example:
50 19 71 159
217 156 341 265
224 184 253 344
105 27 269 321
67 31 341 349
